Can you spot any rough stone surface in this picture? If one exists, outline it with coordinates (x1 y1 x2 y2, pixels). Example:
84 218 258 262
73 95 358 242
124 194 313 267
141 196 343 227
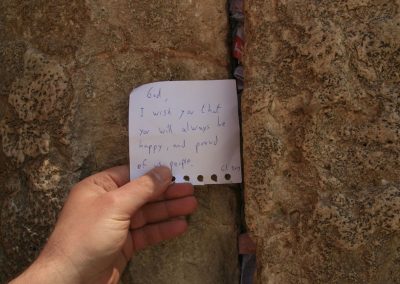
242 0 400 283
0 1 240 283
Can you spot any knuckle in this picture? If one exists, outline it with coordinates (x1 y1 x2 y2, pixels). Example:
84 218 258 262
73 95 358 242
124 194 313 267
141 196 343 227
135 175 157 193
92 174 119 192
131 210 146 229
102 192 119 207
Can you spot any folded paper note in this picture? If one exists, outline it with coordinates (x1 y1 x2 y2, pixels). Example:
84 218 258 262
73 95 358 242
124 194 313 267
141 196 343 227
129 80 242 185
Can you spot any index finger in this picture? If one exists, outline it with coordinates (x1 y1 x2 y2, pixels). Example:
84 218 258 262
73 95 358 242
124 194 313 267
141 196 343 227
151 183 194 202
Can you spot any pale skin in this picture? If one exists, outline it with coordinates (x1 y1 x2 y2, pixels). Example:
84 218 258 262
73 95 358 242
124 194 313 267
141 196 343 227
11 165 198 284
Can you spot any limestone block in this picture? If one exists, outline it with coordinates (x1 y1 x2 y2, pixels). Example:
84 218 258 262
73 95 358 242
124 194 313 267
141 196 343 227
243 0 400 283
0 1 239 283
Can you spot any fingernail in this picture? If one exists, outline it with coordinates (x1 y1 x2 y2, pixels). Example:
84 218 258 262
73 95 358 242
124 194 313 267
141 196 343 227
151 166 171 184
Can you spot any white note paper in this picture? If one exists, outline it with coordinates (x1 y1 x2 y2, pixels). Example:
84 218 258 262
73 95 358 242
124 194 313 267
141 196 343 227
129 80 242 185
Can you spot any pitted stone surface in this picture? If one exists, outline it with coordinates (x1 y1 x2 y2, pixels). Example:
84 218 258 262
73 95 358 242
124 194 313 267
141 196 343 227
0 46 78 279
0 1 239 283
8 49 69 122
1 48 73 165
243 0 400 283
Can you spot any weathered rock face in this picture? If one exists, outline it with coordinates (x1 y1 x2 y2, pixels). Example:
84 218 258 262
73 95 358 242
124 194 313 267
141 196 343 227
243 0 400 283
0 1 240 283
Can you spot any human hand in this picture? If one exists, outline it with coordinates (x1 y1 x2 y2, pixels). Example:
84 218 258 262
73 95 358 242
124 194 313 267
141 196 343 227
12 165 197 284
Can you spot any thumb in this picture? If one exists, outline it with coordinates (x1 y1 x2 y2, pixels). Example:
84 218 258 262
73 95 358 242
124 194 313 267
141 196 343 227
110 166 172 216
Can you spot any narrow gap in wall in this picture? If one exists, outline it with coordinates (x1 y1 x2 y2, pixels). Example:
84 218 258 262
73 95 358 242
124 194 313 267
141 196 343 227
228 1 256 284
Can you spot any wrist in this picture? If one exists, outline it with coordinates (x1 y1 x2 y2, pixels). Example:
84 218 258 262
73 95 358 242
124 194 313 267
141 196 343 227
11 248 82 284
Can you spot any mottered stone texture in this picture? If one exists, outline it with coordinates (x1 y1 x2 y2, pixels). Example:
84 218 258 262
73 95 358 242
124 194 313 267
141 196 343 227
0 1 240 283
242 0 400 283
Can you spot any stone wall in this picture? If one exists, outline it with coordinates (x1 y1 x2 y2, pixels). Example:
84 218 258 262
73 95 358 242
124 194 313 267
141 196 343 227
4 0 399 283
0 1 240 283
243 0 400 283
